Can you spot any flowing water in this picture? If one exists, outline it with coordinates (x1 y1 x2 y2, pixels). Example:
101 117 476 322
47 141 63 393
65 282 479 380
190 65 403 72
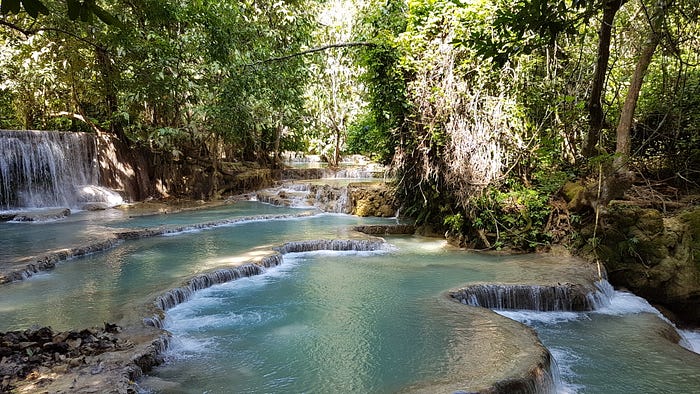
0 130 122 210
1 202 699 393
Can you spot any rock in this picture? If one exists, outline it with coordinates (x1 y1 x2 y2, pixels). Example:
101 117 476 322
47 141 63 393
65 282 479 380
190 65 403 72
11 208 71 222
104 322 121 334
67 356 84 367
66 338 82 349
52 332 69 343
348 183 398 217
354 225 415 235
19 342 38 350
90 362 104 375
378 204 395 217
581 205 700 325
81 202 109 211
0 213 17 222
43 342 69 353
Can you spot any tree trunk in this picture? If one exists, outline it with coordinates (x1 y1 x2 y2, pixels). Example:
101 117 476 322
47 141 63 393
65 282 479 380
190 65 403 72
273 122 282 169
95 47 127 142
583 0 626 157
334 126 341 168
613 0 669 171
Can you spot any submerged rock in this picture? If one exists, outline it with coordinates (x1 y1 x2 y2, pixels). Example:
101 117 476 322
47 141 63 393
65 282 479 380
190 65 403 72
403 298 557 394
81 202 109 211
10 208 71 222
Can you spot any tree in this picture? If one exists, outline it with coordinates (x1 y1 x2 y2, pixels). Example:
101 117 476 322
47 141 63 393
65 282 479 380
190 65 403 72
582 0 627 157
613 0 672 170
303 0 367 166
1 0 117 23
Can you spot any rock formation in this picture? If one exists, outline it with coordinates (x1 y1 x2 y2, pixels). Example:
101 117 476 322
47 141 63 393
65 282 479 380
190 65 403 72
580 204 700 325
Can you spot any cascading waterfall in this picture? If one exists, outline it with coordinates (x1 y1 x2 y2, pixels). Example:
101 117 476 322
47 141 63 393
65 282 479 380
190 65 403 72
145 257 282 328
255 183 353 213
0 130 123 210
312 184 351 213
145 239 386 328
450 280 615 312
332 167 383 179
274 239 385 254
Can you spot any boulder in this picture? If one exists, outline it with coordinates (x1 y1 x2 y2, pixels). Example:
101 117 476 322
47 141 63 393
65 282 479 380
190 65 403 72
81 202 109 211
580 205 700 325
348 183 397 217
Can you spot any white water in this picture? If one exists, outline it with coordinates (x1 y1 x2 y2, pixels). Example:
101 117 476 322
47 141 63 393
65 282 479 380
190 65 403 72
0 130 123 210
680 330 700 353
494 281 661 324
496 285 700 393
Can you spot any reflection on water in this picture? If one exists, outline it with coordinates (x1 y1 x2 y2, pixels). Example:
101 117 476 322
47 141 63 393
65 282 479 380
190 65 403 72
153 250 499 393
0 210 389 331
1 202 699 393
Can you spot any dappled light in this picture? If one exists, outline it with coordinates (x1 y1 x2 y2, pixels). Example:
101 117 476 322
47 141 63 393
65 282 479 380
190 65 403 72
1 0 699 392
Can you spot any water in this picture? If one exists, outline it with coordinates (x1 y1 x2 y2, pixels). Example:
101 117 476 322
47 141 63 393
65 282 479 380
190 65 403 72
0 209 389 331
1 202 699 392
499 292 700 393
0 200 311 263
0 130 122 209
681 330 700 353
148 236 700 393
147 242 510 393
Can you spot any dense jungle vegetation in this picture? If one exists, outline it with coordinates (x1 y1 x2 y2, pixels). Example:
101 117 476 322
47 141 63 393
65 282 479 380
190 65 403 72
1 0 699 250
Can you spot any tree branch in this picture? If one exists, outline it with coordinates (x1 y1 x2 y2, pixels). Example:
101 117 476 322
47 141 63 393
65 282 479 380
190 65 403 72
246 42 377 66
51 111 105 135
0 19 31 36
0 19 105 50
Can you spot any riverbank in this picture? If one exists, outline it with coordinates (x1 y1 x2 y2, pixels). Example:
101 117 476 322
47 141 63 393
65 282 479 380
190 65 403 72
2 200 698 393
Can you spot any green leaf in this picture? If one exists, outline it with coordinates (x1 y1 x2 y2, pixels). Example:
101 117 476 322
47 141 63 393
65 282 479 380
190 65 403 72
91 4 120 26
1 0 21 15
22 0 49 18
66 0 80 20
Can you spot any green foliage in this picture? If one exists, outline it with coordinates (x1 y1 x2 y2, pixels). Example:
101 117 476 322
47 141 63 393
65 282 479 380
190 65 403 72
345 112 392 162
0 0 318 162
471 181 554 250
443 212 464 233
0 88 20 128
1 0 48 18
458 0 595 67
632 54 700 183
353 0 408 161
0 0 117 23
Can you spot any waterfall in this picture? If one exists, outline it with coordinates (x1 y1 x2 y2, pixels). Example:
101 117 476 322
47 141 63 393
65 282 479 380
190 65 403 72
145 239 385 328
145 256 283 328
0 130 123 210
274 239 385 254
313 184 351 213
255 183 352 213
450 280 614 312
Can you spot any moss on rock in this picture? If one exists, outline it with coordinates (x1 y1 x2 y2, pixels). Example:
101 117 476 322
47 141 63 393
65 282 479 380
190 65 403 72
348 183 397 217
584 204 700 325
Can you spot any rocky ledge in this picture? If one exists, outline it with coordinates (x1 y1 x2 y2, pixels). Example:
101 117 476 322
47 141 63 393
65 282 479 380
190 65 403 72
0 208 71 222
353 224 415 235
404 298 556 394
579 204 700 325
1 324 129 392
